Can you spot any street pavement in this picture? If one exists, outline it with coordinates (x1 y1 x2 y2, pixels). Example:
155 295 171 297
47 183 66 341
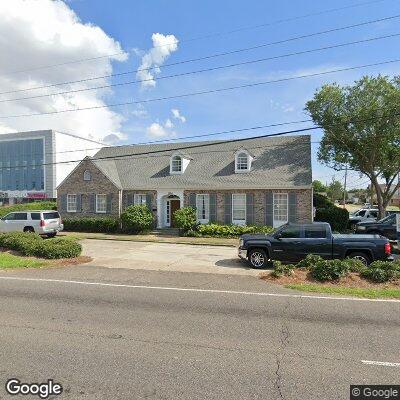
0 265 399 400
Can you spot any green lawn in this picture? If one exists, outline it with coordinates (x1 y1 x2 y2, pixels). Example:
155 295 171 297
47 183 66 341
0 252 47 269
285 283 400 299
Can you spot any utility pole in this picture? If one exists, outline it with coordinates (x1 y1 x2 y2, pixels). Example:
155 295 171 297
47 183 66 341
343 166 348 209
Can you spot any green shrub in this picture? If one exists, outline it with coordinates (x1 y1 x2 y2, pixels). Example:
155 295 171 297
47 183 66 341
173 207 197 232
310 258 351 281
296 254 324 270
271 261 295 277
37 238 82 259
343 258 367 273
0 232 81 259
120 204 153 233
63 217 119 233
361 261 400 283
313 193 349 232
196 223 274 238
0 201 57 218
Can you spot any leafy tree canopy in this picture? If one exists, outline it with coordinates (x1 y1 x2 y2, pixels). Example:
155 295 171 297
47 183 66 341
306 75 400 217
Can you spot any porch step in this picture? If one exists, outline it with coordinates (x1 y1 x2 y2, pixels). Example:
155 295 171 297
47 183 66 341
150 228 180 236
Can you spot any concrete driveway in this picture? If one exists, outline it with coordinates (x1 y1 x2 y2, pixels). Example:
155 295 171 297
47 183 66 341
82 239 259 276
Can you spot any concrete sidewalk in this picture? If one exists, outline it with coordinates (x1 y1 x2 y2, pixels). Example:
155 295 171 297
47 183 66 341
82 239 260 276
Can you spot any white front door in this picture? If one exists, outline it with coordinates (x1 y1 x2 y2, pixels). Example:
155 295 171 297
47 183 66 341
273 193 288 228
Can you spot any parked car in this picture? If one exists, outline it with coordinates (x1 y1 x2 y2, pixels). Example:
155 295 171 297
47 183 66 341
348 208 379 228
0 210 63 237
355 212 399 240
238 222 393 268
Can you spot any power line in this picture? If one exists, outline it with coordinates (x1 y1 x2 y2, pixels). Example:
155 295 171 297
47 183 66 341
1 108 399 172
1 58 400 119
2 0 392 77
0 126 319 171
2 32 399 104
2 13 399 96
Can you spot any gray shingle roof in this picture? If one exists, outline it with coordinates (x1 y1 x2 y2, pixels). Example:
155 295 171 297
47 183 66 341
92 135 312 190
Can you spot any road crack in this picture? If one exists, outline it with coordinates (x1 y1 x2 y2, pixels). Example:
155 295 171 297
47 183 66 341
274 300 290 400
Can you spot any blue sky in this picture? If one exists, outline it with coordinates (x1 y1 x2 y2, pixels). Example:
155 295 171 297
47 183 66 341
65 0 400 188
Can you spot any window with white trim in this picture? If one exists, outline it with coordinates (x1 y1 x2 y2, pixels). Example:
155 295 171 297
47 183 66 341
171 156 182 173
236 152 249 170
134 194 147 205
96 194 107 213
67 194 77 212
232 194 246 225
196 194 209 223
273 193 288 227
83 170 91 181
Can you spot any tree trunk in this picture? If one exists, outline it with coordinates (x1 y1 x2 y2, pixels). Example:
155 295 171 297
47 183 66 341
370 176 385 219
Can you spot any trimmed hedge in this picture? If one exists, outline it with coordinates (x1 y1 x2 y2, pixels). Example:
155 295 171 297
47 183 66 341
313 193 349 232
0 232 81 259
0 201 57 218
63 217 119 233
188 223 275 238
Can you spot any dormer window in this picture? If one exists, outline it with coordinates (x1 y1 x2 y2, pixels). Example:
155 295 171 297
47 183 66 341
170 152 190 174
83 170 91 181
235 149 253 173
171 156 182 173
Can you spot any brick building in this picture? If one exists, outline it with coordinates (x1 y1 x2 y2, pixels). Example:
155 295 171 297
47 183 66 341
57 135 313 228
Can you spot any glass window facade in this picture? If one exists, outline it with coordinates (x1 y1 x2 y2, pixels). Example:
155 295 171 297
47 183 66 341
0 139 44 191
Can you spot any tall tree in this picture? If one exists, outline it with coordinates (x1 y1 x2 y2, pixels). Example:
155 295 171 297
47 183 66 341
306 75 400 218
312 180 326 193
327 179 343 201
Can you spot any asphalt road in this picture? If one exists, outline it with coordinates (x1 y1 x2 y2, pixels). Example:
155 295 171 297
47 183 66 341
0 266 399 400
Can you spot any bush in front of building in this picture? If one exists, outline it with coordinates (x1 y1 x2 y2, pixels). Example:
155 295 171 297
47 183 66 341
120 204 154 233
0 232 82 259
313 193 349 232
192 223 274 238
173 207 197 232
0 201 57 218
63 217 119 233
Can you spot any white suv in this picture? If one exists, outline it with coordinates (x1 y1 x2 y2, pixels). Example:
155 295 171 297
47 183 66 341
0 210 63 237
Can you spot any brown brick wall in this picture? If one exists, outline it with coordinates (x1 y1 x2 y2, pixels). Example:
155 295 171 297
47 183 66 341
57 159 120 218
184 189 312 225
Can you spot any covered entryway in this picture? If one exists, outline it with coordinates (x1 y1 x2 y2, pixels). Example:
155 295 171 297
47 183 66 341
157 190 184 228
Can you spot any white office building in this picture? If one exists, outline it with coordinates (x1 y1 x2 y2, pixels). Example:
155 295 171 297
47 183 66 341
0 130 104 204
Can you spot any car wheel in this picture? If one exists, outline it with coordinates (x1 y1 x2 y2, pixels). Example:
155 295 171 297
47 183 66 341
349 252 371 266
248 249 268 269
23 227 35 233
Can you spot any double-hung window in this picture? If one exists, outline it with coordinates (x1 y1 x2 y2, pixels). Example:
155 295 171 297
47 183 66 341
273 193 288 227
232 194 246 225
96 194 107 213
134 194 147 205
196 194 209 223
67 194 77 213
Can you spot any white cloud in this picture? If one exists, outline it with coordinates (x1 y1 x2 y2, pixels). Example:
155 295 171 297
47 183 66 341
0 0 128 142
164 118 174 129
136 33 179 89
171 108 186 123
146 123 169 138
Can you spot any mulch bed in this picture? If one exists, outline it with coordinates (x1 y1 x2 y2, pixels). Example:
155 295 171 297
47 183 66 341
260 268 400 289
